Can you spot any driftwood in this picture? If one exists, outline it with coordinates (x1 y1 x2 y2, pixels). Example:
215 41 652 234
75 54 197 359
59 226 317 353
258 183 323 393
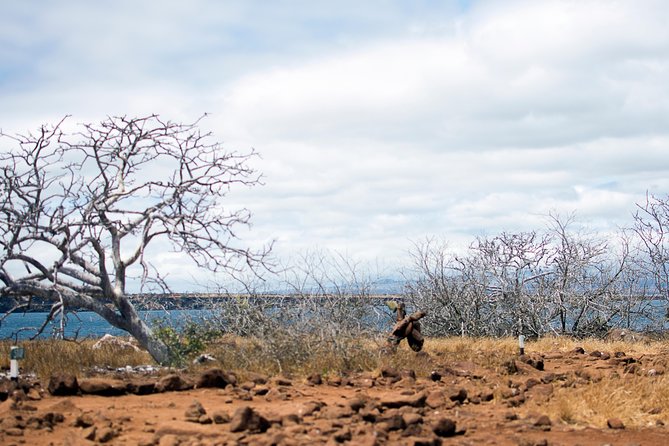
386 303 426 352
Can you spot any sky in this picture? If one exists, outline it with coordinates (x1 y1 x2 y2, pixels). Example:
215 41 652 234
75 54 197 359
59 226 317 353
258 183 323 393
3 0 669 287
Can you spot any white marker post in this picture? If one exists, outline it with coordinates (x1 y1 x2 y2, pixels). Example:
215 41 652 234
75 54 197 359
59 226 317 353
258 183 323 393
9 346 25 381
518 335 525 356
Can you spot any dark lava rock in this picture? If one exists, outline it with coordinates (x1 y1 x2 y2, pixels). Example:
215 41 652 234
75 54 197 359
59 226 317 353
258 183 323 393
519 354 544 371
429 371 442 382
448 388 468 404
78 378 127 397
195 368 237 389
95 426 117 443
230 406 270 433
127 380 156 395
48 374 79 396
74 413 96 428
432 418 457 437
155 374 193 392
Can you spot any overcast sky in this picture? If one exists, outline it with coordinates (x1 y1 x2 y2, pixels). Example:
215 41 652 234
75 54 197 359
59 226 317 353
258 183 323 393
3 0 669 285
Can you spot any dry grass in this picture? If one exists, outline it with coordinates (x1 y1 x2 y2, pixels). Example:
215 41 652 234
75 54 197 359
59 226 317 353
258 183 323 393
530 335 666 356
538 374 669 428
0 339 153 382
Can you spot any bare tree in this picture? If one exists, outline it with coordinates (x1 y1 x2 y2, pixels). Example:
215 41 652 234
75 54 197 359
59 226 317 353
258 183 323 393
546 212 630 336
632 192 669 302
403 237 491 337
0 115 270 364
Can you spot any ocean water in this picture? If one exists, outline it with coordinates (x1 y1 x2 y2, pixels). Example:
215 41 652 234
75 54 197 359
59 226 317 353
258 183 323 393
0 310 214 341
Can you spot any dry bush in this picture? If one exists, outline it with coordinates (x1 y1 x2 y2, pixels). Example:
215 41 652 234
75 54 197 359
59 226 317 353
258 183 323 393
205 332 382 378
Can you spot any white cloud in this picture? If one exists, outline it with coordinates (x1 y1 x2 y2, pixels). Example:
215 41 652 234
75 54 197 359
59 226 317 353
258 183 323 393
3 0 669 284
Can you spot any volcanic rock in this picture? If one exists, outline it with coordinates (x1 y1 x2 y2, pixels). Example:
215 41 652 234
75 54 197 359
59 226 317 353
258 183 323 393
48 374 79 396
380 391 427 409
78 378 127 396
230 406 270 433
195 368 237 388
432 417 457 437
155 374 193 392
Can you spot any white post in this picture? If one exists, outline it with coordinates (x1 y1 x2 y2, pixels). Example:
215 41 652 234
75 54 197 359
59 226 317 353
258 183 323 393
10 346 19 381
518 335 525 356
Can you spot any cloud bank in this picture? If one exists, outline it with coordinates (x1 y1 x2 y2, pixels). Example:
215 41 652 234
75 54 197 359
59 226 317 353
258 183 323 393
3 0 669 286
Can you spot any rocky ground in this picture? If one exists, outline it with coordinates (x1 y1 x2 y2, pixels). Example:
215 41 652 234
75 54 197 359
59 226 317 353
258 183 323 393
1 346 668 446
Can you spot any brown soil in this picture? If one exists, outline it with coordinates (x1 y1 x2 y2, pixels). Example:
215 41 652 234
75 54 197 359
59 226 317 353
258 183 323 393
1 347 668 446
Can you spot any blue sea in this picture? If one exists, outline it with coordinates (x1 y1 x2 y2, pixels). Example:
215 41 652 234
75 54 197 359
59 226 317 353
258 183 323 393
0 310 214 340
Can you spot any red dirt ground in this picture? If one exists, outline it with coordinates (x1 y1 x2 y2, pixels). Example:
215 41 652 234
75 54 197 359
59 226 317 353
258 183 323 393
1 347 668 445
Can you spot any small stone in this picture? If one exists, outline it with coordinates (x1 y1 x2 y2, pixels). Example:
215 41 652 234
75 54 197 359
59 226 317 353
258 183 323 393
333 427 352 442
253 385 270 396
307 373 323 385
380 366 400 378
348 396 367 412
534 415 552 427
212 411 230 424
26 388 42 401
321 405 353 419
74 413 95 428
426 390 445 408
82 426 97 441
282 413 301 426
5 427 24 437
158 434 181 446
376 417 405 433
229 406 270 433
505 412 519 421
198 415 212 424
184 400 206 422
240 381 256 391
448 388 468 403
380 391 427 409
402 413 423 426
273 377 293 386
429 371 442 382
298 401 325 417
607 418 625 429
432 417 457 437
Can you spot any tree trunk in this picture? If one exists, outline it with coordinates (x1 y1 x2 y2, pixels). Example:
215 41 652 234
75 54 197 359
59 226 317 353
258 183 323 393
126 320 172 366
96 295 173 365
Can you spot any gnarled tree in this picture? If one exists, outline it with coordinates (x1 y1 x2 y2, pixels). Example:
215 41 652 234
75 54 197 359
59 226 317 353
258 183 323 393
0 115 270 364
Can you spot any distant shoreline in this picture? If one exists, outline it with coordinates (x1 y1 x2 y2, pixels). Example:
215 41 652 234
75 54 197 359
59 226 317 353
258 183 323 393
0 293 402 313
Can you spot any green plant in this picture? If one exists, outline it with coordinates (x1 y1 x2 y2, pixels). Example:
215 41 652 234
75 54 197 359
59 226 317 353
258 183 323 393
151 318 222 366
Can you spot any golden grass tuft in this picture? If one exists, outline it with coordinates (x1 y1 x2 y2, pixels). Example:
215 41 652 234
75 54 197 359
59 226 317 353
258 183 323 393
0 339 153 381
538 374 669 428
